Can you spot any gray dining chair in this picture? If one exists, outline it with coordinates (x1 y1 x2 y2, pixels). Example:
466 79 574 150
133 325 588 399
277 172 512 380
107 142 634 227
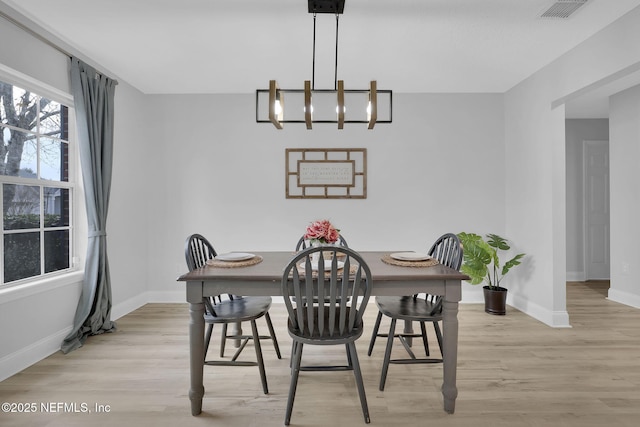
281 246 373 425
292 232 351 363
366 233 463 391
184 234 281 393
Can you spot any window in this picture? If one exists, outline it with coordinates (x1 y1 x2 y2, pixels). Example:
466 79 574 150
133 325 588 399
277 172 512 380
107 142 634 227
1 79 73 285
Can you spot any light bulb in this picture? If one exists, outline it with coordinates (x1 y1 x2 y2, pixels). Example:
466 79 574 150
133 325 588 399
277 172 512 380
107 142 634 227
274 100 282 115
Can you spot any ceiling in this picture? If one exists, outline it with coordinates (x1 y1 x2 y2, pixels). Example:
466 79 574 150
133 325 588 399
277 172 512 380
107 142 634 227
4 0 640 117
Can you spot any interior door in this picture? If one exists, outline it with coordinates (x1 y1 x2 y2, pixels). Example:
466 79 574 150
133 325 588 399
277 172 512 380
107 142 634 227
584 140 610 280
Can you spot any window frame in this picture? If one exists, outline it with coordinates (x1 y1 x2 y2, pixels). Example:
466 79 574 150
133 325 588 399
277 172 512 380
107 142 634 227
0 65 83 289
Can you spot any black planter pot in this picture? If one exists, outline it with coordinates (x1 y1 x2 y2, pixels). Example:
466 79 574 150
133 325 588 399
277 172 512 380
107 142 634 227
483 285 507 315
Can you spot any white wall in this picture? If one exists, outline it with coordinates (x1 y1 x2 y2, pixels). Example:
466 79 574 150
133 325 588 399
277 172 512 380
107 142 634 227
0 15 81 381
565 119 609 281
0 14 151 380
505 74 569 326
107 81 152 314
145 93 505 303
505 6 640 327
609 84 640 308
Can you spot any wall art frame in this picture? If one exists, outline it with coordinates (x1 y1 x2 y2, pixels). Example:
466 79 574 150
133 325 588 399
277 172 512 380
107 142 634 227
285 148 367 199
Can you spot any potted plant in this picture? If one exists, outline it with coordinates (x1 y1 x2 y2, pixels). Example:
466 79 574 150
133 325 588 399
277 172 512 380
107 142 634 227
457 232 525 315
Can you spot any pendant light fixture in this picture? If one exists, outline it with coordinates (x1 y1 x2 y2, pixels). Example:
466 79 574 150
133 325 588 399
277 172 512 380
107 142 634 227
256 0 392 129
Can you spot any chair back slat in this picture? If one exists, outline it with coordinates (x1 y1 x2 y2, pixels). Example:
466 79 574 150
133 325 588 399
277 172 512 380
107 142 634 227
185 234 221 315
304 257 315 334
317 255 328 335
428 233 463 270
424 233 464 314
290 266 302 331
349 264 363 331
282 246 372 340
185 233 217 271
203 296 218 317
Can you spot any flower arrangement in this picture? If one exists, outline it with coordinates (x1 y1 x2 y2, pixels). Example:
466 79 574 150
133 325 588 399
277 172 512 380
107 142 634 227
304 219 340 245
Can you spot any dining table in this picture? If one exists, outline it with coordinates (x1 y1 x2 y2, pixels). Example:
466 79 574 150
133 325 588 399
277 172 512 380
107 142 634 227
177 250 468 416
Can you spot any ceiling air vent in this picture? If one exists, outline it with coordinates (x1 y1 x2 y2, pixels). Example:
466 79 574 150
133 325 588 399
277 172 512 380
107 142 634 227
539 0 589 19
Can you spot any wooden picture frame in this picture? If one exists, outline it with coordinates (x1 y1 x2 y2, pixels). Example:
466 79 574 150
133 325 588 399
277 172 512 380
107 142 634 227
286 148 367 199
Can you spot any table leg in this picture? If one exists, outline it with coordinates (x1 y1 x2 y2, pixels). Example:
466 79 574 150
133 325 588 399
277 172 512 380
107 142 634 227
441 298 459 413
189 300 205 415
403 320 414 346
234 321 242 348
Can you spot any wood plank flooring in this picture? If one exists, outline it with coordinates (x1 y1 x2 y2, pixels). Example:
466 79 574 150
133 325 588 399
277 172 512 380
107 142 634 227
1 281 639 426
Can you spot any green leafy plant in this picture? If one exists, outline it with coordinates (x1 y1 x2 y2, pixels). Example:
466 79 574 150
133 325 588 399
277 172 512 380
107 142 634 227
457 232 525 289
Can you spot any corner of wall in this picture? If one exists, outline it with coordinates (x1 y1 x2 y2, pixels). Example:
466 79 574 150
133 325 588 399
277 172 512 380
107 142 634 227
509 292 572 328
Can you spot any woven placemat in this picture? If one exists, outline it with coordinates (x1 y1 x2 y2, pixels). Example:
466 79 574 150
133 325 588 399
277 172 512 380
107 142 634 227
381 254 439 268
206 255 263 268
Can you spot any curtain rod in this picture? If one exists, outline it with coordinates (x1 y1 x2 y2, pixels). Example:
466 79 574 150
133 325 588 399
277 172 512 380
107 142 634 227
0 7 118 84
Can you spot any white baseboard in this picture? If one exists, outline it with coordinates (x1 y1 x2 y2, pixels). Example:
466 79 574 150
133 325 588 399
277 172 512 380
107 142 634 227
461 285 484 303
566 271 585 282
111 291 192 319
1 291 173 382
140 290 184 304
0 326 72 382
111 293 149 320
608 288 640 309
509 292 572 328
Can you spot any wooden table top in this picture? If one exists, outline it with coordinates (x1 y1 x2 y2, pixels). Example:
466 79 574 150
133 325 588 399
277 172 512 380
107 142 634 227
177 251 469 283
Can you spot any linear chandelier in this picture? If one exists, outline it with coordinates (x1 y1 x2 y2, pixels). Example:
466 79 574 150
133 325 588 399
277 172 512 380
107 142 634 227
256 0 392 130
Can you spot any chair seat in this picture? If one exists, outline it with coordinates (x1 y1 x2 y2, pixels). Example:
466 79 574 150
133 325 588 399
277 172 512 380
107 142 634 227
375 296 441 321
205 296 272 323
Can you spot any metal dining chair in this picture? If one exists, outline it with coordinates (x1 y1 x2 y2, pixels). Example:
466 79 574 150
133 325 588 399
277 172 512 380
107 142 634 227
366 233 463 391
184 234 281 393
281 246 373 425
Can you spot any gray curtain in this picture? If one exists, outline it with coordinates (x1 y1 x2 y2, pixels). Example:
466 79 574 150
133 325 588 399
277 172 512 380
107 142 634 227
62 57 117 354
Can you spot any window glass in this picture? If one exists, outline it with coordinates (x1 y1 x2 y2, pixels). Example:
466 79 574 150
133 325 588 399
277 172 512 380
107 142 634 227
44 230 70 273
40 99 64 136
4 232 41 282
40 137 65 181
3 184 40 230
1 79 73 285
1 128 38 177
44 187 69 227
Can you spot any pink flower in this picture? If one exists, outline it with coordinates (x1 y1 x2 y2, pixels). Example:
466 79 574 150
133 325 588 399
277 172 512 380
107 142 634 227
326 227 339 243
304 219 340 244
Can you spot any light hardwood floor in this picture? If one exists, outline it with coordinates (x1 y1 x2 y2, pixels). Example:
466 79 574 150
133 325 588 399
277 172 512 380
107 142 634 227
1 282 639 427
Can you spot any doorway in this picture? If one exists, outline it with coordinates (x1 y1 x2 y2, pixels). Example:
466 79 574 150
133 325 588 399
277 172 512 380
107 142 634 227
565 120 610 284
583 140 610 280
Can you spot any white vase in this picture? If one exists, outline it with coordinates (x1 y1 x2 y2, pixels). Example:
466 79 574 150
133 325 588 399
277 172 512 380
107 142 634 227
310 241 336 265
311 241 322 263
